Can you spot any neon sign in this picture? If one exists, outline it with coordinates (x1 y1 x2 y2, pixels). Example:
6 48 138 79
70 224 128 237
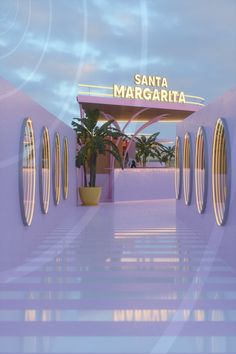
113 74 186 104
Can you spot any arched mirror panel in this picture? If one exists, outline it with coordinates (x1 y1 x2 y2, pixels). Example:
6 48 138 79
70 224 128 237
212 118 229 226
54 132 61 205
175 136 181 199
195 127 207 214
183 133 191 205
20 118 36 226
40 127 51 214
63 137 69 200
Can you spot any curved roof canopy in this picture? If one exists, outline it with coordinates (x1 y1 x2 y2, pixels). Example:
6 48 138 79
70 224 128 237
77 94 204 122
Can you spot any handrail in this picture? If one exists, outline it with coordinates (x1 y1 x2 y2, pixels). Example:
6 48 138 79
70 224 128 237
78 83 205 106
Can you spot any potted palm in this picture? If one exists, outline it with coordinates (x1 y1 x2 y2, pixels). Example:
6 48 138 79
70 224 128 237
135 132 165 167
72 109 126 205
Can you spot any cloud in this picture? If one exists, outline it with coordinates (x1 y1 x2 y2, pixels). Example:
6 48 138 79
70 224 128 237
101 56 172 73
0 0 235 125
24 32 100 59
52 80 78 99
15 67 44 83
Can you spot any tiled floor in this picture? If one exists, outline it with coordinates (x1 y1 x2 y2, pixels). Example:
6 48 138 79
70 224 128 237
0 200 236 353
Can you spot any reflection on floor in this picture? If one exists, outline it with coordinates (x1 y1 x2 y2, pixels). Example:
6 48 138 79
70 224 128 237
0 200 236 353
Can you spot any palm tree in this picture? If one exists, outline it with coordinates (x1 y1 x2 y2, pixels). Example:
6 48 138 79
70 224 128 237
72 109 126 187
135 132 165 167
161 145 175 167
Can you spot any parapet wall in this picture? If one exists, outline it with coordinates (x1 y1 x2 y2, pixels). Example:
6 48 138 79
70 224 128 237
114 168 175 201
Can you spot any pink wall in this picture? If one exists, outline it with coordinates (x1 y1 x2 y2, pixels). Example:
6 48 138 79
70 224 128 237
0 78 77 271
176 88 236 270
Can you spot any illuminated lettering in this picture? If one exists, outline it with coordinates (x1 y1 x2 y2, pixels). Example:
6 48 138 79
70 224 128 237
143 88 151 100
168 91 173 103
155 77 161 86
172 91 178 102
134 75 168 87
162 78 168 88
113 76 187 104
178 92 186 104
113 85 125 97
134 74 141 85
148 76 156 86
134 86 143 99
152 89 160 101
160 90 168 102
141 76 148 86
126 86 134 99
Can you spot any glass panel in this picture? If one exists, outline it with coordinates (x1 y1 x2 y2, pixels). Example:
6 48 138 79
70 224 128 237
63 137 69 200
175 136 181 199
195 127 206 214
183 133 191 205
21 118 36 226
54 132 61 205
41 127 50 214
212 119 228 225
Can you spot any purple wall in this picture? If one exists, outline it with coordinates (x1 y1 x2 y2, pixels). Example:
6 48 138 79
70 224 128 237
0 78 77 271
176 88 236 270
114 168 175 201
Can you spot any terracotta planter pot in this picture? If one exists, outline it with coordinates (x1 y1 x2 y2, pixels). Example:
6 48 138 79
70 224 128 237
79 187 101 206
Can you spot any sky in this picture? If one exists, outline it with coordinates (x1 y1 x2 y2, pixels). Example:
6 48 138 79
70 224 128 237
0 0 236 138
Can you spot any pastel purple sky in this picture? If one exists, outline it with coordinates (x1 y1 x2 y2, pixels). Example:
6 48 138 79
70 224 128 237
0 0 236 133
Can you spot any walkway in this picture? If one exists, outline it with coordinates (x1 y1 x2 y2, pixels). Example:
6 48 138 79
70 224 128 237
0 200 236 353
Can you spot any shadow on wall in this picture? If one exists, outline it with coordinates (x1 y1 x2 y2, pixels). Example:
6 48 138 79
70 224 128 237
176 88 236 270
0 78 77 271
